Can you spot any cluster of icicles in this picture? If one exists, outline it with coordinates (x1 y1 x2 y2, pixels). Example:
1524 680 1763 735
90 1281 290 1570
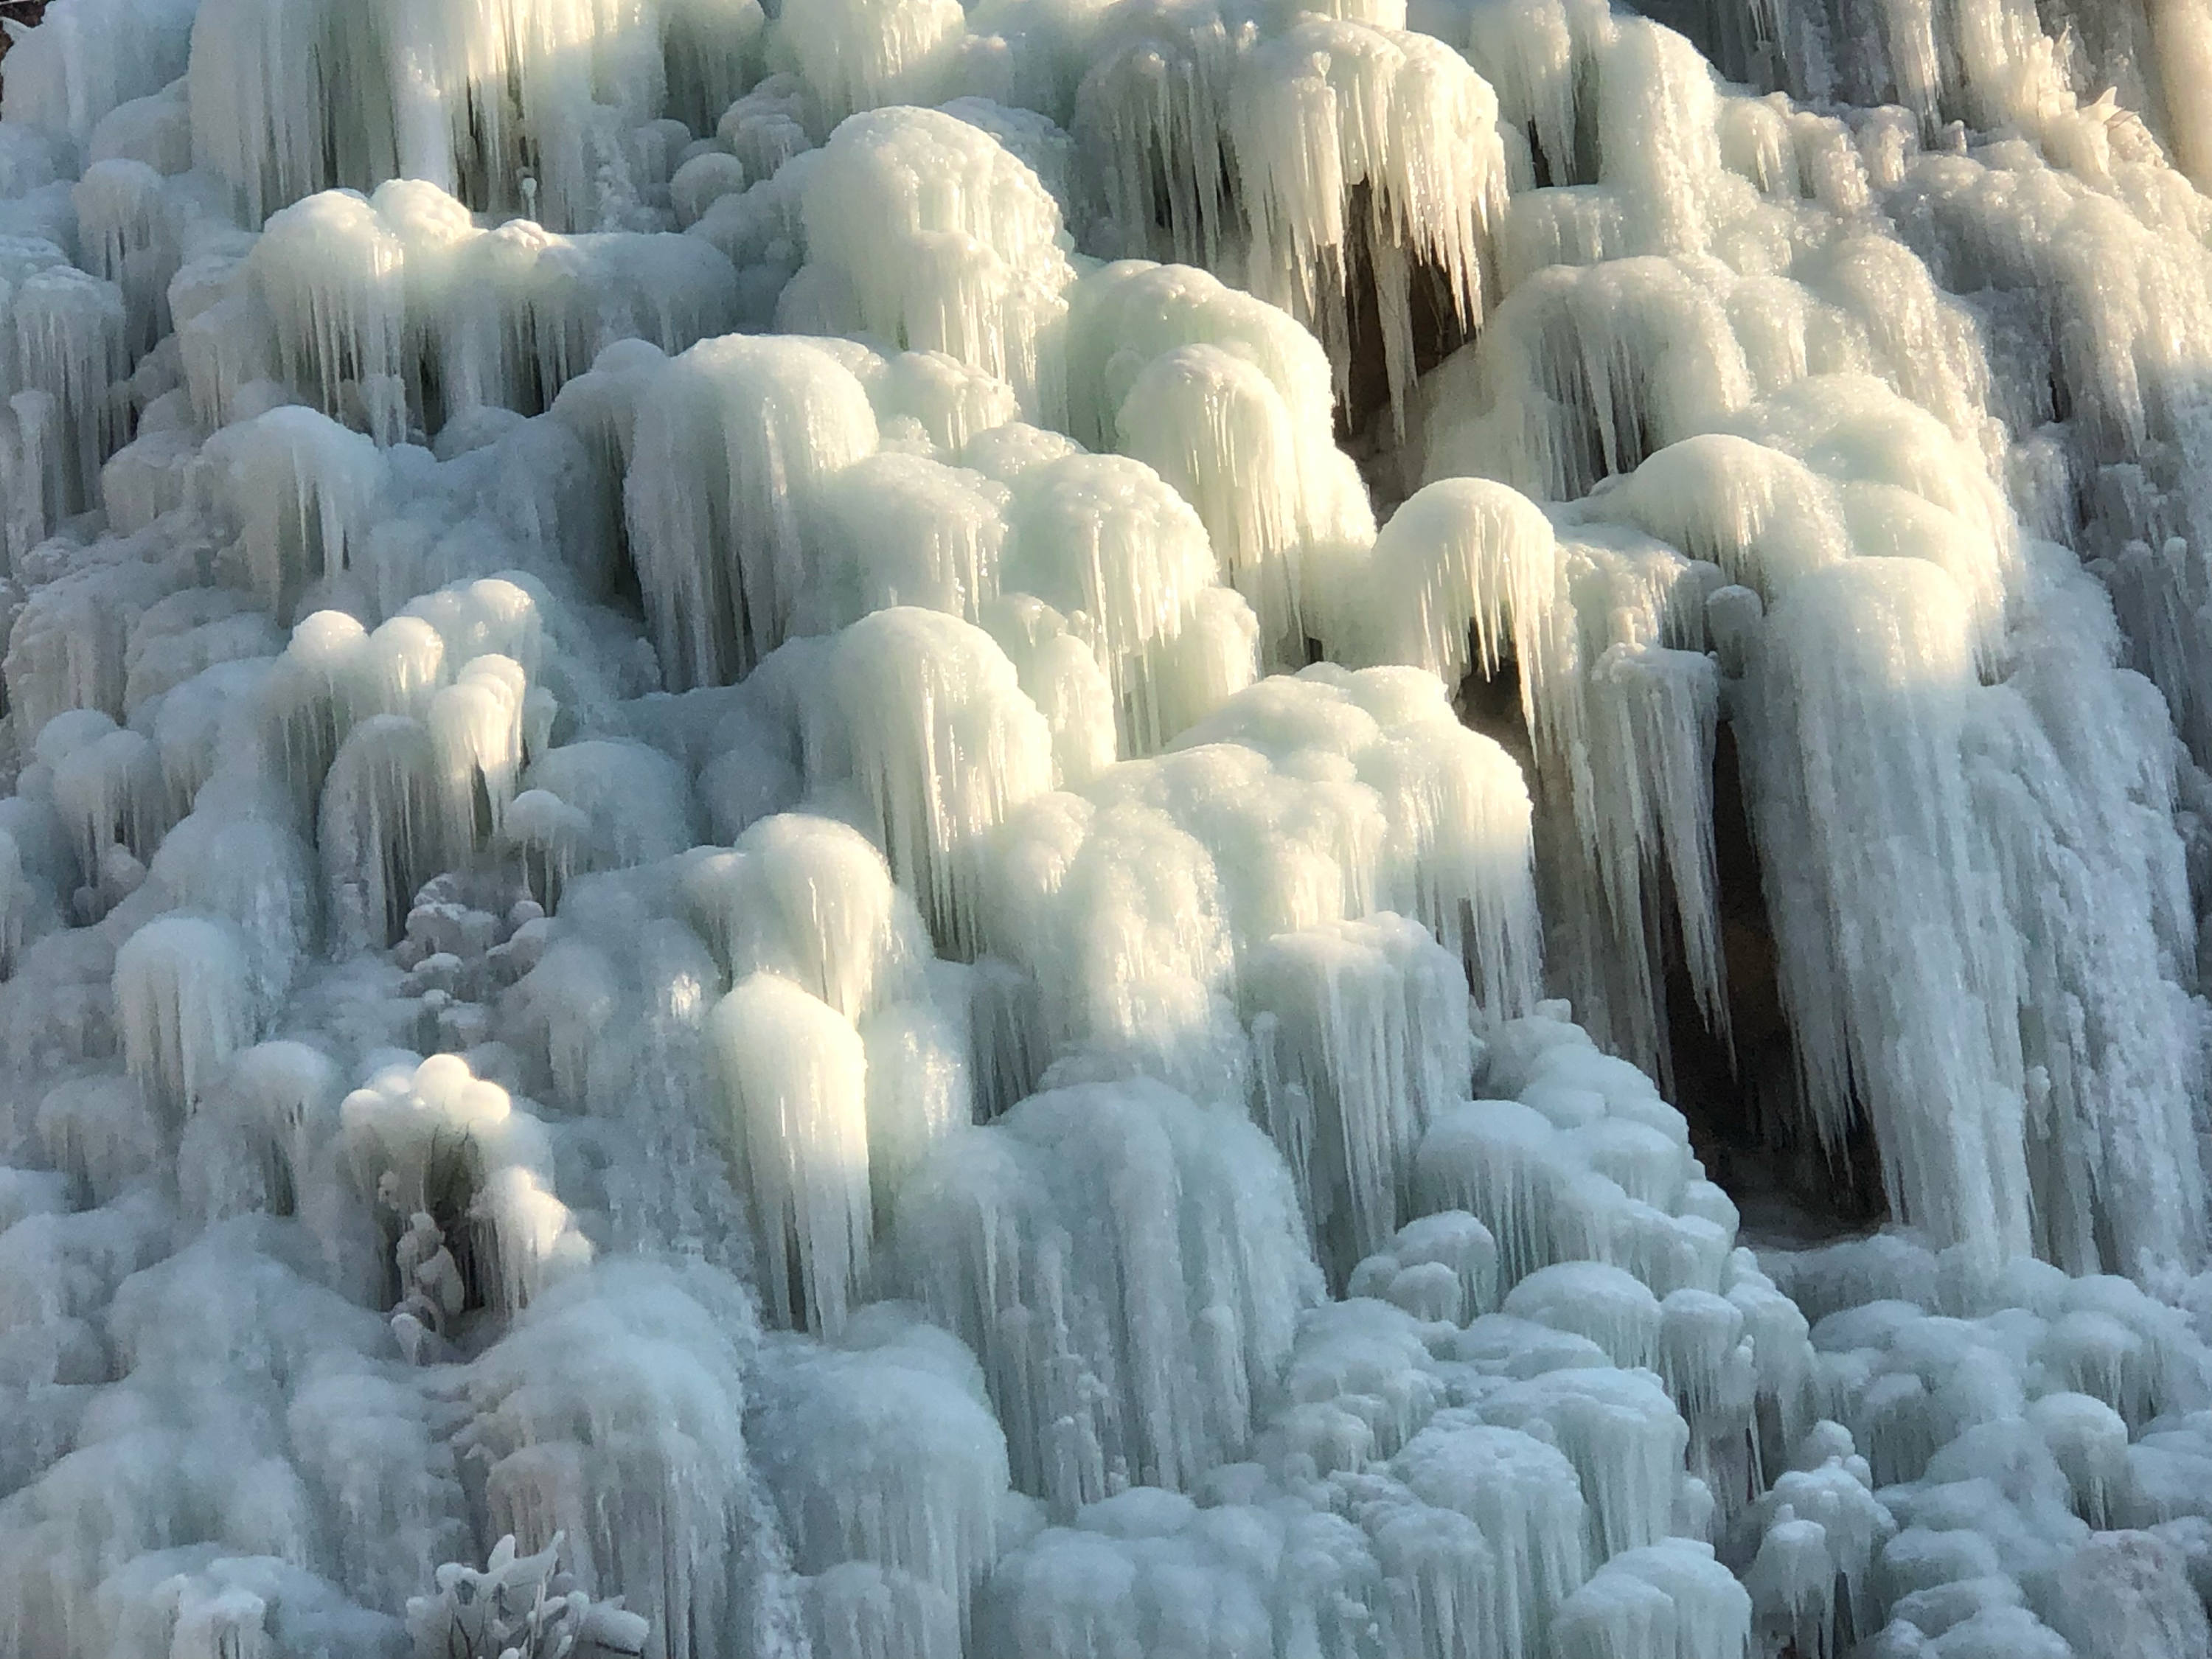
7 0 2212 1652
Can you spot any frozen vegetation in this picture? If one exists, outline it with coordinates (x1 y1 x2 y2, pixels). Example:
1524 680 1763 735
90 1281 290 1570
4 0 2212 1653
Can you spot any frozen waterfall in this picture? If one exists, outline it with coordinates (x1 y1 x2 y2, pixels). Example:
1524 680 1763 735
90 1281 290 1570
6 0 2212 1653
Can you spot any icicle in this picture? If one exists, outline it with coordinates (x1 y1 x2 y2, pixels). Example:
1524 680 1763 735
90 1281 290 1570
46 714 165 878
1 0 198 145
14 0 2212 1646
802 1563 959 1659
427 655 532 856
625 334 880 688
706 972 873 1333
0 827 54 978
176 1038 344 1228
201 407 387 622
1231 19 1506 422
870 349 1021 455
1063 259 1342 457
341 1052 588 1320
1585 641 1725 1047
1174 664 1543 1014
402 576 546 677
1553 1539 1751 1659
114 912 260 1120
1388 1416 1591 1658
1112 344 1315 662
1411 258 1754 500
1000 452 1222 754
2025 1392 2129 1528
10 263 128 517
981 789 1239 1106
888 1077 1319 1514
776 0 968 125
1245 912 1472 1282
790 108 1074 422
1504 1262 1663 1371
1366 1208 1500 1323
509 738 701 900
684 814 933 1020
71 159 178 361
753 1307 1012 1637
981 594 1127 791
248 191 407 443
458 1262 773 1659
87 81 195 175
319 712 443 950
1353 476 1562 698
1072 6 1242 269
860 983 974 1228
187 0 400 225
815 608 1060 958
1744 1508 1834 1659
807 451 1009 636
1739 558 2034 1262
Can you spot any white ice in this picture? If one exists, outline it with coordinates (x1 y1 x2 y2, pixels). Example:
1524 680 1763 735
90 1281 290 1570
4 0 2212 1652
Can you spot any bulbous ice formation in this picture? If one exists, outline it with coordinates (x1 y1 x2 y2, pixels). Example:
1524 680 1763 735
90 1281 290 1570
752 1307 1014 1639
7 0 2212 1650
888 1077 1318 1514
708 970 874 1332
817 606 1059 956
1231 17 1507 421
339 1051 591 1320
626 333 880 688
790 107 1075 420
114 910 259 1115
1246 911 1473 1281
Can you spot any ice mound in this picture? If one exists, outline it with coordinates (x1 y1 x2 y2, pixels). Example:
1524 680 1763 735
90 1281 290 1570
8 0 2212 1651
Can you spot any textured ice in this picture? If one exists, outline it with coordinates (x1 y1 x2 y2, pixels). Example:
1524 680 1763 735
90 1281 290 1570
7 0 2212 1652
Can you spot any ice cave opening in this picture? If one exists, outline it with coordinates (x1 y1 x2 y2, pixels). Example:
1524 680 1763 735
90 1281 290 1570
9 0 2212 1654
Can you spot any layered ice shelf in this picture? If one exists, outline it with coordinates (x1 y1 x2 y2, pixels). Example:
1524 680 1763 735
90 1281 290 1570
7 0 2212 1653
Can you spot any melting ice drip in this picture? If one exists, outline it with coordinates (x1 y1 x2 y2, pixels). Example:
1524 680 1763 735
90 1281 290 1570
5 0 2212 1654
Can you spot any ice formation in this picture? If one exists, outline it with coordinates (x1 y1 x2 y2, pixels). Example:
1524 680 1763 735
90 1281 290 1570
8 0 2212 1654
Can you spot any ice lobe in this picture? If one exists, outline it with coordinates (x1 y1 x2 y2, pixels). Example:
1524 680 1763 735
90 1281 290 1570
1231 18 1506 422
8 0 2212 1650
973 664 1539 1121
114 909 257 1115
889 1077 1318 1516
752 1307 1015 1643
789 107 1074 421
709 970 872 1334
1247 911 1473 1281
821 607 1059 958
627 333 879 688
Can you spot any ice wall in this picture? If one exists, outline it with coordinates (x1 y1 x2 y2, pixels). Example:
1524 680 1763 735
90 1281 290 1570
6 0 2212 1652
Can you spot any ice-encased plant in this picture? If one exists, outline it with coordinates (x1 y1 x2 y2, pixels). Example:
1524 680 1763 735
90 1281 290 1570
406 1533 649 1659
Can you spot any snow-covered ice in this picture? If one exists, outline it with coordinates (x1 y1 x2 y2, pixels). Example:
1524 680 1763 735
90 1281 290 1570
7 0 2212 1652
